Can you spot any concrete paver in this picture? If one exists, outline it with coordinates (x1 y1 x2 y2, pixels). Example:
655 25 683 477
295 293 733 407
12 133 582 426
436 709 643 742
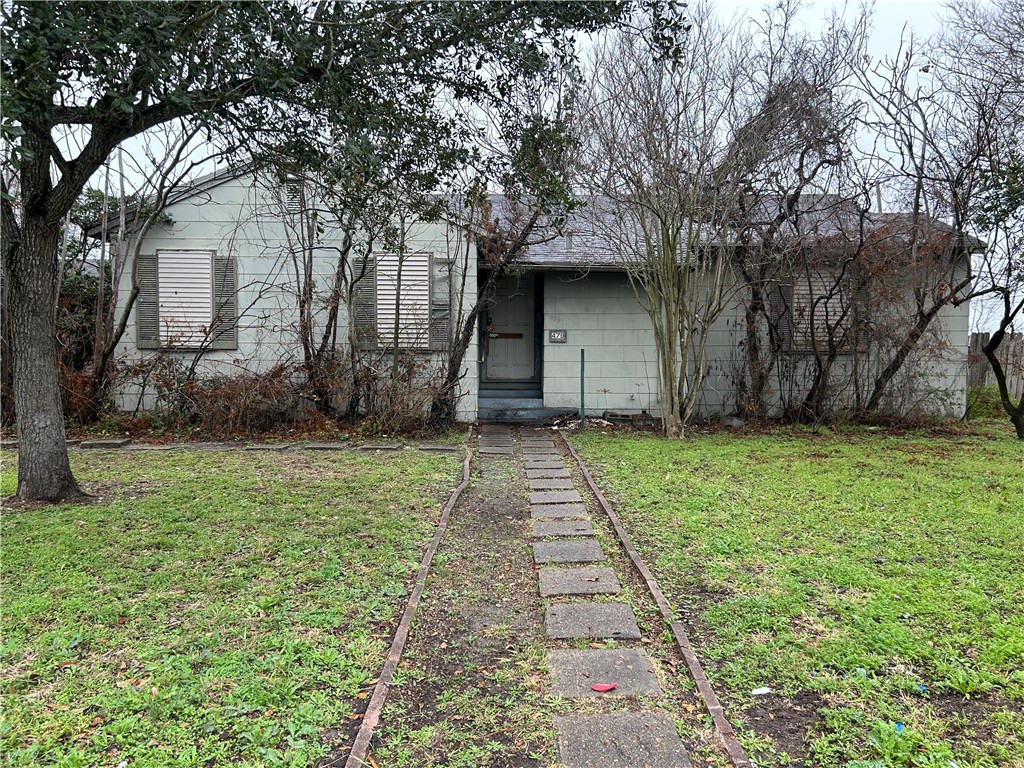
530 489 583 505
538 567 621 596
528 478 574 490
532 520 596 537
554 713 692 768
544 602 641 640
548 649 663 698
533 539 605 564
531 503 589 519
80 438 131 449
526 467 570 479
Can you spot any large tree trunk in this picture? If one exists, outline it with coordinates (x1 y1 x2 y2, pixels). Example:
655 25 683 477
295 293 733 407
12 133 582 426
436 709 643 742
1 262 15 427
743 279 771 419
4 215 86 501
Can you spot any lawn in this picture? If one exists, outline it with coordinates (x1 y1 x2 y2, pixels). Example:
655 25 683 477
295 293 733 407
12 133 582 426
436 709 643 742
572 425 1024 767
0 447 461 768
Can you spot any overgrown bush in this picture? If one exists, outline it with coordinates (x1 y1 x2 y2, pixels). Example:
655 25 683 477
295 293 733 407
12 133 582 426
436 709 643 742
359 353 446 435
965 384 1005 419
179 367 301 435
118 356 306 436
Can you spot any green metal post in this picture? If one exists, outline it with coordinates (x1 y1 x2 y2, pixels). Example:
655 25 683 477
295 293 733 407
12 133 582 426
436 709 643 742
579 348 585 429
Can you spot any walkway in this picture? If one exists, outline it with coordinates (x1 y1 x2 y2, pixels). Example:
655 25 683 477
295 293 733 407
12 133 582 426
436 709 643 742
491 424 693 768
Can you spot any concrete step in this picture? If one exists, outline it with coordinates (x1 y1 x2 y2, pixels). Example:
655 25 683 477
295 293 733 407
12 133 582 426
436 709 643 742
479 388 543 399
478 403 573 422
478 397 544 409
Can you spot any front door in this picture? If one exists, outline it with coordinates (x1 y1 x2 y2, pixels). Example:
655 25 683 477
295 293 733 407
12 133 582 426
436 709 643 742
486 274 535 380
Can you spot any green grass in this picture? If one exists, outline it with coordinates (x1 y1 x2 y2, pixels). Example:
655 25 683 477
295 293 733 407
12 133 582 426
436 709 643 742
572 425 1024 767
0 448 460 768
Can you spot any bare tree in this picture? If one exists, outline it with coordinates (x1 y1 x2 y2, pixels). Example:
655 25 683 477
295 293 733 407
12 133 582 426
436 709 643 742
730 4 868 420
428 57 583 430
943 0 1024 436
853 31 996 415
578 3 867 435
85 123 230 419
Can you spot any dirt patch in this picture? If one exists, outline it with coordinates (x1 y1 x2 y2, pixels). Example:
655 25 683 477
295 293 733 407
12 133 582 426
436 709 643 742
1 488 108 512
739 690 825 764
927 691 1023 745
369 436 549 766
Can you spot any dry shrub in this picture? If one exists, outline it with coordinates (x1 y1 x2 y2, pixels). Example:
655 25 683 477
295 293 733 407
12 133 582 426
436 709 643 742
177 366 300 436
60 367 99 425
359 353 444 435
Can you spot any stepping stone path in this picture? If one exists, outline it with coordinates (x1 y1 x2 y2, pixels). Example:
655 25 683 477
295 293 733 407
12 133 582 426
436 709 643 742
515 427 691 768
544 602 642 640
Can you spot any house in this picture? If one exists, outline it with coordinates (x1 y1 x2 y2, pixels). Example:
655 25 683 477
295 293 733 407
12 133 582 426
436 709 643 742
110 169 972 423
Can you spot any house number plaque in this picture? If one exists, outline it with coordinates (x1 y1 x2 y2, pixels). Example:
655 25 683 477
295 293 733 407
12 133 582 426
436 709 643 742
549 329 568 343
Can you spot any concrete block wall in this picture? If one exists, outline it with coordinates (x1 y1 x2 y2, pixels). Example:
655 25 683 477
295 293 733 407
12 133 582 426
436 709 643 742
540 271 743 419
113 172 478 420
542 271 663 416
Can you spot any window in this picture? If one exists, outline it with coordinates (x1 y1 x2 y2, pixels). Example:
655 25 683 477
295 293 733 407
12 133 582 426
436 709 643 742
353 252 450 351
775 269 862 354
137 250 237 350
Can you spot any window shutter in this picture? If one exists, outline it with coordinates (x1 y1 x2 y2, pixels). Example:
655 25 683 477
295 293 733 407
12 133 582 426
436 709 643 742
353 257 377 348
284 178 304 216
791 277 815 351
853 278 871 353
136 254 160 350
768 281 793 353
376 252 430 349
430 255 451 351
209 252 237 350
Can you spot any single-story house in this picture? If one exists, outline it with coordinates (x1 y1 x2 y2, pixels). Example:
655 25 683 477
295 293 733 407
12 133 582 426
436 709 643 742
109 169 972 423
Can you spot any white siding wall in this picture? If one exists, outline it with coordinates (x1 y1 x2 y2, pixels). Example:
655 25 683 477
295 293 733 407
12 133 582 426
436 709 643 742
114 173 480 422
539 269 969 420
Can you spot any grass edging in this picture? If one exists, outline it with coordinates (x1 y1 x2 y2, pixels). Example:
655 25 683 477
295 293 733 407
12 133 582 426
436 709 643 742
343 438 474 768
562 431 752 768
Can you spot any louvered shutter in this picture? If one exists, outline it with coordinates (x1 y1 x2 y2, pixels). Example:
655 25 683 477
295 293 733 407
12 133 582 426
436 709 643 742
136 254 160 349
430 254 451 351
209 252 237 350
768 281 793 352
853 279 870 353
788 270 854 353
376 252 430 349
157 250 213 346
353 257 377 348
284 179 303 216
790 277 815 352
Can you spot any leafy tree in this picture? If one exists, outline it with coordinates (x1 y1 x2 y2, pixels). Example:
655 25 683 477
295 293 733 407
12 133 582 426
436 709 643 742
1 0 684 500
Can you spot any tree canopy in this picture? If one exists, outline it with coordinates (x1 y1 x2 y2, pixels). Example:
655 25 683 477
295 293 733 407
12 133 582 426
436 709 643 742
1 0 689 501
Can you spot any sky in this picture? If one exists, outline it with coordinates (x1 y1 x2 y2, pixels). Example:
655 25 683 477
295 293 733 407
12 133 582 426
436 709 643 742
714 0 947 44
713 0 949 62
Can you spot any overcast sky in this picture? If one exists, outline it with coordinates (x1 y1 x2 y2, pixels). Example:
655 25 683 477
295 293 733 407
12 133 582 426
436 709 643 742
714 0 947 56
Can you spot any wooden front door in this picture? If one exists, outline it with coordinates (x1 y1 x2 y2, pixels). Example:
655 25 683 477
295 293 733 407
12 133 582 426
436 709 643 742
486 275 535 380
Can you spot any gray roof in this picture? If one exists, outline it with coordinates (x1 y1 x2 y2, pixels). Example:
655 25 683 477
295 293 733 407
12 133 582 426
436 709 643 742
515 194 982 270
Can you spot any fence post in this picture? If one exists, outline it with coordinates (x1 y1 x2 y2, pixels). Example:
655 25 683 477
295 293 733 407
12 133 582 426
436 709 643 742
579 348 585 430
